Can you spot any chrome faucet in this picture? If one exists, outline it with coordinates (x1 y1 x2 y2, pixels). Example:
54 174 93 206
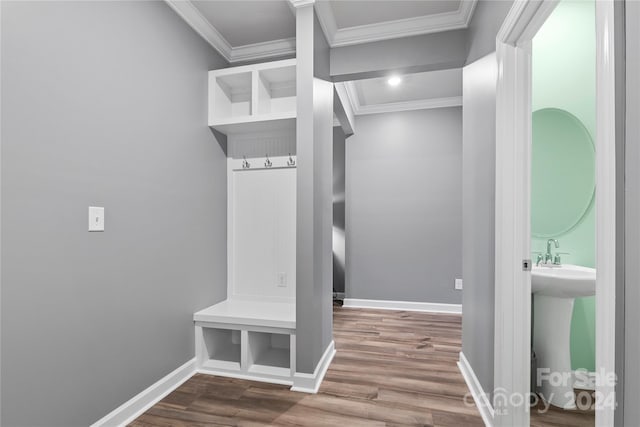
545 239 559 264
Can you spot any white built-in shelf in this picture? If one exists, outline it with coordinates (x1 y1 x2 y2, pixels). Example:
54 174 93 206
209 59 297 135
194 299 296 385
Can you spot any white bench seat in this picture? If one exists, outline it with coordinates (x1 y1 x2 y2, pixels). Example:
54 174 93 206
194 298 297 385
193 299 296 330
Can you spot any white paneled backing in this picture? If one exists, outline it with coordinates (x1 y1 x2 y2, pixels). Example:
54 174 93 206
228 128 296 159
230 164 296 300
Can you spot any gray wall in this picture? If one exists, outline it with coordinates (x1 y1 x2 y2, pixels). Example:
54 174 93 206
295 6 334 374
314 11 334 365
345 108 462 304
465 0 514 65
333 127 346 295
461 52 497 396
459 0 514 397
0 2 228 426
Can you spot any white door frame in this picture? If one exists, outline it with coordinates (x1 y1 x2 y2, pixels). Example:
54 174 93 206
494 1 618 426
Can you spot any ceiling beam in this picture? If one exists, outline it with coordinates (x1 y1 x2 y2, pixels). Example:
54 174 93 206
339 81 461 117
330 29 468 82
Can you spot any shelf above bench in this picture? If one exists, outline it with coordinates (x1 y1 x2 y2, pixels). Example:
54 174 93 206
208 59 296 136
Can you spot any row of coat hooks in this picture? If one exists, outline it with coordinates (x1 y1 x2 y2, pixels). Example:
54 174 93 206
242 154 296 169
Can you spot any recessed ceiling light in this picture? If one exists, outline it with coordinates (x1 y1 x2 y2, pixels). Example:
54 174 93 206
387 76 402 87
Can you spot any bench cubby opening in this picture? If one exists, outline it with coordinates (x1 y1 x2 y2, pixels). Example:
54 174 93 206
247 331 292 376
199 327 242 371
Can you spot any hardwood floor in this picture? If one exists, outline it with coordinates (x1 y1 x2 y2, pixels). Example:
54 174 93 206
130 306 594 426
131 306 482 426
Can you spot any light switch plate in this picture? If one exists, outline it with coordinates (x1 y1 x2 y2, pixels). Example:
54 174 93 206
277 272 287 287
455 278 463 290
89 206 104 232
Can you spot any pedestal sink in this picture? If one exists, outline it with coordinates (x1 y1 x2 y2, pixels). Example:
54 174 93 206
532 264 595 409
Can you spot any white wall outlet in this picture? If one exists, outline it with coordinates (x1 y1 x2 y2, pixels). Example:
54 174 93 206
88 206 105 232
277 272 287 287
455 278 463 290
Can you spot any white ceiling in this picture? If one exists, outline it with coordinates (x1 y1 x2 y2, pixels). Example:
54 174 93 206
191 1 295 47
340 68 463 116
330 1 460 29
166 0 477 63
355 68 462 106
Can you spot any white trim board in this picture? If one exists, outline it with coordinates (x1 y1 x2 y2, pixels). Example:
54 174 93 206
458 352 494 427
493 2 556 424
91 358 196 427
594 2 618 425
343 299 462 314
164 0 296 63
315 0 477 47
494 0 618 425
291 340 336 393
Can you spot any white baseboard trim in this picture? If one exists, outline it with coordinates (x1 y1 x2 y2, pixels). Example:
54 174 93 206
333 291 345 300
458 352 494 427
343 298 462 314
91 358 196 427
291 340 336 393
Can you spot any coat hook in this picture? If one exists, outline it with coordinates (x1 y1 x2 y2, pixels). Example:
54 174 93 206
242 156 250 169
264 154 272 168
287 153 296 167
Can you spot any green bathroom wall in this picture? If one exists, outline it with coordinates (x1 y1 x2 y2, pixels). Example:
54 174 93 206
532 0 596 372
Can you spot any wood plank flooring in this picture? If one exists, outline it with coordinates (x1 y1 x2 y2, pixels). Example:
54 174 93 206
130 306 594 426
131 307 480 426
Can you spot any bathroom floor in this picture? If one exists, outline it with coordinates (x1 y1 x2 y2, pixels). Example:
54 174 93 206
131 306 483 426
530 391 595 427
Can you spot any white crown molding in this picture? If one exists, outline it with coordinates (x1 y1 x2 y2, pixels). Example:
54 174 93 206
459 0 479 27
315 0 478 48
165 0 232 60
342 81 461 116
168 0 475 61
334 82 356 134
356 96 463 116
165 1 296 63
342 81 361 111
230 38 296 63
314 1 338 45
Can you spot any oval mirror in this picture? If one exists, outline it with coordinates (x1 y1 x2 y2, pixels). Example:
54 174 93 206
531 108 595 237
